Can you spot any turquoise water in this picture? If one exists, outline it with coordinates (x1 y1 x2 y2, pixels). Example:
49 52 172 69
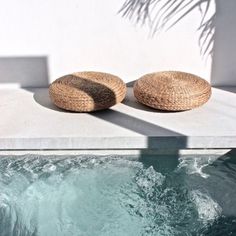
0 153 236 236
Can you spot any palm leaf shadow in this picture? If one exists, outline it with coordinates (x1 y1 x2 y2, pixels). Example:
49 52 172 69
119 0 215 59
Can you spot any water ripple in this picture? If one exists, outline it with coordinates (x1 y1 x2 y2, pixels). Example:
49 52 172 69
0 154 235 236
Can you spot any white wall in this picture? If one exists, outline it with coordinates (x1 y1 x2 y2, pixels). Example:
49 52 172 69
0 0 234 87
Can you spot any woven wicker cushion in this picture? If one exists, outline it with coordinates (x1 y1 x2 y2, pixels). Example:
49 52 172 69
49 71 126 112
134 71 211 111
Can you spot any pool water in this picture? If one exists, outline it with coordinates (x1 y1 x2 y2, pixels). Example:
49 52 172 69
0 153 236 236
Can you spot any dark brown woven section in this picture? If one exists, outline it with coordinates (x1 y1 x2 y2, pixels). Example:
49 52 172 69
49 71 126 112
133 71 211 111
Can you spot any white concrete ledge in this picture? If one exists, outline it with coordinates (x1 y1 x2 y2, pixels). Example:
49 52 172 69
0 149 232 157
1 87 236 150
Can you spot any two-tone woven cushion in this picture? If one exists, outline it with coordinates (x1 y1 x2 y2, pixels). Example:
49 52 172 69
133 71 211 111
49 71 126 112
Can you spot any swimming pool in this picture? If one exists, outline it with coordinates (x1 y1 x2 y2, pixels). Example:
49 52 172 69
0 153 236 236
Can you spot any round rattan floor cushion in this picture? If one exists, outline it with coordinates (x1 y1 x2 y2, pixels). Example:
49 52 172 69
49 71 126 112
133 71 211 111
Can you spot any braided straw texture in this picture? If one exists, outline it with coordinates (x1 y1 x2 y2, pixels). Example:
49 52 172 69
49 71 126 112
134 71 211 111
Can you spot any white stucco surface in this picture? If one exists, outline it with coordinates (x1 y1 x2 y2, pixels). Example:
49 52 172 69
1 0 235 87
1 87 235 150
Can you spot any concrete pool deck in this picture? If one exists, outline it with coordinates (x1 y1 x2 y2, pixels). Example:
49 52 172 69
0 87 236 150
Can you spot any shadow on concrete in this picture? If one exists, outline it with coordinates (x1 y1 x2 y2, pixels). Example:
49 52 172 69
31 84 186 152
27 88 87 113
123 96 161 112
92 108 182 135
0 56 49 88
31 88 64 112
92 108 187 151
126 80 136 87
